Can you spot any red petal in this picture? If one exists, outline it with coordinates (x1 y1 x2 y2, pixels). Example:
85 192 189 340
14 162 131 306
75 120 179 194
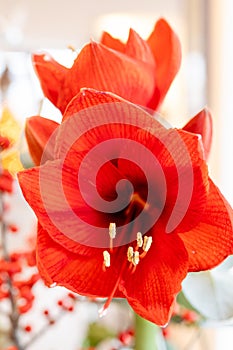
124 126 209 233
32 53 68 106
18 160 103 253
179 179 233 271
147 18 181 110
25 116 59 165
125 29 155 65
182 108 213 160
18 158 126 251
56 94 164 161
64 42 155 109
63 88 124 120
121 230 189 325
37 224 124 297
100 31 126 52
160 129 209 233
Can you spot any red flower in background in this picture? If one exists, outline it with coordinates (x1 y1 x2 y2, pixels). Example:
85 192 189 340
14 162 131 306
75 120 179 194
183 108 212 160
32 18 181 113
18 90 233 325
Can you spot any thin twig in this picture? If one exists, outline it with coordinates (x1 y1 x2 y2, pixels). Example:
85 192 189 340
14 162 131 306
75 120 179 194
23 308 68 349
0 161 24 350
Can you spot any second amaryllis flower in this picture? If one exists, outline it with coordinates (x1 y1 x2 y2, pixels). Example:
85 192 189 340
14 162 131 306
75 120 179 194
18 90 233 326
32 18 181 113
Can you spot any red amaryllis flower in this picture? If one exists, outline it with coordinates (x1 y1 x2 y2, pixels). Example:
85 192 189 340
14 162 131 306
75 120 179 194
32 18 181 113
25 91 213 167
18 90 233 325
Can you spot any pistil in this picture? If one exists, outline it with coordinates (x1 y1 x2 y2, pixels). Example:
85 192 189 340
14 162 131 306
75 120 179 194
125 193 149 216
130 193 149 210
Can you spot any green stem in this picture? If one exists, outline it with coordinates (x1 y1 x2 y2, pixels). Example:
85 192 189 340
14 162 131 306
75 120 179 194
135 314 159 350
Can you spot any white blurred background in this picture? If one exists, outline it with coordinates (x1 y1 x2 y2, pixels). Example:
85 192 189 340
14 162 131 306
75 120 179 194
0 0 233 349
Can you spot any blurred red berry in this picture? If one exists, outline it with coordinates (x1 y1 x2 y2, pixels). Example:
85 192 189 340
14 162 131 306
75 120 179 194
119 329 134 345
57 300 63 306
0 136 10 150
0 169 14 193
24 325 32 332
162 327 170 338
182 310 198 323
8 224 19 233
67 292 76 299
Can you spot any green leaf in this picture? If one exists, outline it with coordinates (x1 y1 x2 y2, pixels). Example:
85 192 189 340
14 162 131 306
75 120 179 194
82 322 116 347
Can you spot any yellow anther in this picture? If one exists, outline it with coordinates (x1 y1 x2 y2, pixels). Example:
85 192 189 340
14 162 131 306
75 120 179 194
109 223 116 239
137 232 143 248
132 251 140 266
103 250 110 268
143 236 153 252
127 247 134 262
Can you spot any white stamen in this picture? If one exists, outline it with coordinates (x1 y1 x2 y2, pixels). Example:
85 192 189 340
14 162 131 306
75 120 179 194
127 247 140 266
103 250 110 267
137 232 143 247
143 236 153 252
132 251 140 266
127 247 134 262
109 222 116 239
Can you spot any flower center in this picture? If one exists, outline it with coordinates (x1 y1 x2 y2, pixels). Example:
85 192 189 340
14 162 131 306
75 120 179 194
125 192 149 216
102 225 153 270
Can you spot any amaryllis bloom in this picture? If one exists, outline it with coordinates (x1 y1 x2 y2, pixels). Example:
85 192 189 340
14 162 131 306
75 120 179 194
25 91 213 167
32 18 181 113
18 90 233 325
